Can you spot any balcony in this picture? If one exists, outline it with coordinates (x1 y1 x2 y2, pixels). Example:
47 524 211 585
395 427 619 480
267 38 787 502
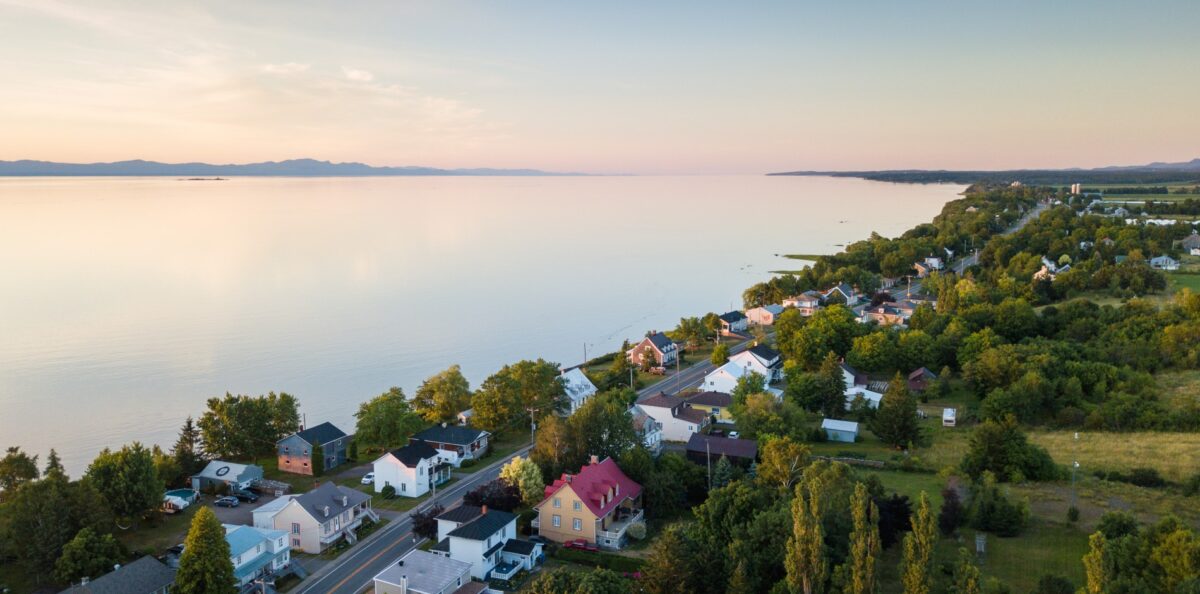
490 560 522 581
596 508 643 547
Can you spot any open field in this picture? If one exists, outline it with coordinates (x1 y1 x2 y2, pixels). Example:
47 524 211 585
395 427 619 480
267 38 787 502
1157 369 1200 412
1169 272 1200 292
1027 430 1200 484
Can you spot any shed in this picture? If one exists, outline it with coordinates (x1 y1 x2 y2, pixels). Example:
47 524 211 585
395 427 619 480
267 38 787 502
943 408 957 427
820 419 859 443
191 461 263 493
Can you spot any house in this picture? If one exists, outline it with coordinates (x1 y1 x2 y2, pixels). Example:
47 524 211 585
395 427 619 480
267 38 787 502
634 393 710 442
430 505 542 581
840 363 867 389
943 408 957 428
457 408 474 426
1192 248 1200 257
411 424 491 468
1111 206 1130 218
560 367 598 415
822 283 859 305
821 418 859 443
372 549 476 594
1181 232 1200 252
728 344 783 382
191 461 263 493
372 441 452 498
844 386 883 409
702 361 783 398
276 421 350 476
924 256 944 270
223 524 291 588
533 456 643 550
684 391 734 424
630 407 663 455
783 291 823 316
718 311 749 335
745 304 785 326
58 556 175 594
252 481 376 554
1150 255 1180 271
1100 237 1116 247
859 303 909 327
908 367 937 392
913 262 934 278
685 434 757 468
627 332 678 367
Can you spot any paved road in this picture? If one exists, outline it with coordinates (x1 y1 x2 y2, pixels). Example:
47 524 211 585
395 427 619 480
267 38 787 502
635 333 770 402
294 446 531 594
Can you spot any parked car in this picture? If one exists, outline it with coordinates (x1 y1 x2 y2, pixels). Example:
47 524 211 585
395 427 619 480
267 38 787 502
214 496 240 508
361 472 375 485
564 539 598 552
728 431 740 439
232 489 259 503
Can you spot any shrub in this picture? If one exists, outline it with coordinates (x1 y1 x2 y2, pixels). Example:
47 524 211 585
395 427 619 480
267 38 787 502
938 488 964 536
1034 574 1074 594
459 458 478 469
1185 473 1200 496
411 504 443 540
627 522 647 540
969 472 1029 537
381 485 396 499
553 547 646 573
1067 506 1080 523
1096 511 1139 539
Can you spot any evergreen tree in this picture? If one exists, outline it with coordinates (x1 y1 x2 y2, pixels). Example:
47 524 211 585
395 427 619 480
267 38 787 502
938 487 964 536
816 352 848 418
642 524 695 594
175 507 235 594
711 455 735 490
847 482 880 594
951 548 982 594
901 492 936 594
172 416 204 477
870 374 920 448
786 475 827 594
310 440 324 476
53 527 124 584
44 449 64 477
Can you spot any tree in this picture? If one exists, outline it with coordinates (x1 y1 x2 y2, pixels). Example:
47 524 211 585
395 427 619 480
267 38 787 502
310 439 324 476
569 391 638 465
0 467 111 578
730 371 767 408
967 472 1028 537
960 415 1058 482
531 414 574 481
870 374 920 449
901 492 936 594
786 474 827 594
617 446 654 486
152 445 183 489
85 442 162 522
527 568 584 594
758 437 810 492
673 316 713 348
1082 532 1108 594
786 352 846 417
711 342 730 365
44 449 64 476
472 359 567 431
353 387 425 452
463 480 521 512
500 456 545 507
642 524 697 594
198 392 299 460
412 365 473 424
711 455 736 489
0 446 39 493
172 416 204 478
411 504 444 540
848 331 897 372
847 482 880 594
53 527 124 584
939 486 965 536
875 493 913 550
951 548 982 594
175 506 235 594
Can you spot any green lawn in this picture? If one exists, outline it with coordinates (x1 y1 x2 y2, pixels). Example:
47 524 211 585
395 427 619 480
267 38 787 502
455 430 530 474
338 477 460 512
117 505 198 556
1168 272 1200 292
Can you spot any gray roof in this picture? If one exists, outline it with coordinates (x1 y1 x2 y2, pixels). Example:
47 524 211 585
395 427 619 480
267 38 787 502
413 425 489 447
59 556 175 594
645 332 675 352
374 550 471 594
719 311 747 323
685 391 732 407
747 344 781 364
502 539 539 556
293 482 370 522
388 441 441 467
437 505 484 524
292 421 348 446
431 538 451 553
821 418 859 433
447 508 516 541
686 434 758 460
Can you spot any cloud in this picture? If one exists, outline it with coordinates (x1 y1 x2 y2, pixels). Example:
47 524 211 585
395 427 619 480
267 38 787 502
341 67 375 82
261 62 310 75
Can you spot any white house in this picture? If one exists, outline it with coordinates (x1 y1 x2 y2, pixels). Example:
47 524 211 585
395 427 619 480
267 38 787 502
372 549 474 594
630 408 663 455
783 291 823 316
372 441 451 498
251 482 376 554
430 505 542 581
845 385 883 409
634 394 710 442
191 461 263 493
840 363 867 389
745 304 785 326
702 361 783 397
718 311 749 336
1150 255 1180 271
822 283 860 305
223 524 291 588
560 367 598 415
410 425 491 468
727 344 783 382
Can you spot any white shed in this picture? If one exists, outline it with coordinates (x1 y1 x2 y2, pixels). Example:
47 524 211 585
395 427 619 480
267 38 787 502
943 408 957 427
821 418 859 443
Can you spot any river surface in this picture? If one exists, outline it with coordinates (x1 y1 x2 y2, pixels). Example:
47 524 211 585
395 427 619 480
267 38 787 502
0 175 963 476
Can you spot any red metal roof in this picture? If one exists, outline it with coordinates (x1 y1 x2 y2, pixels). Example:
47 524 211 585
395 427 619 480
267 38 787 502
542 457 642 518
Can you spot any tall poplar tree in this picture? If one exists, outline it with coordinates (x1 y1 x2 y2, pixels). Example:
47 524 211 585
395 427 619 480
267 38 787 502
951 548 982 594
1082 532 1109 594
786 475 827 594
175 507 235 594
847 482 880 594
901 492 936 594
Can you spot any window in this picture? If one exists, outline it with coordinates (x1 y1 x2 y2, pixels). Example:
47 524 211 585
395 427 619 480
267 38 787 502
573 518 582 531
401 483 407 492
292 538 300 548
291 523 300 535
572 501 581 511
553 497 561 508
552 515 561 527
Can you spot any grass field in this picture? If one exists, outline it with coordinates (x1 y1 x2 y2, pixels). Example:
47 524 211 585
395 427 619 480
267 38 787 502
1169 272 1200 292
117 505 198 555
1027 430 1200 484
1156 369 1200 413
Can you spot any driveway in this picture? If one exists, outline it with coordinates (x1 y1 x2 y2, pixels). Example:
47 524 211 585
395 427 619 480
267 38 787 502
208 492 282 525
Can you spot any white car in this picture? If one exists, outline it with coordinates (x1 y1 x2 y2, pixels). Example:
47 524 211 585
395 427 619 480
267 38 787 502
728 431 740 439
361 472 375 485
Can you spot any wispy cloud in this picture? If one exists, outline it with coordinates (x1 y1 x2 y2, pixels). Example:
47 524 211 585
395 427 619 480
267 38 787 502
261 62 310 75
341 67 375 82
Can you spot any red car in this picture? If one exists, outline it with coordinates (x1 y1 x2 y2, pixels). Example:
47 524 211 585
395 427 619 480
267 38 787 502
564 539 599 552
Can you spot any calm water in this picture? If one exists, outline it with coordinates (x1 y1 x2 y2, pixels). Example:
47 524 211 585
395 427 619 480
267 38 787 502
0 175 962 476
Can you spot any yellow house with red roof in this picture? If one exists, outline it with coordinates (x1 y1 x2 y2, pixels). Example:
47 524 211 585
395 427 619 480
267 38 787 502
532 456 643 550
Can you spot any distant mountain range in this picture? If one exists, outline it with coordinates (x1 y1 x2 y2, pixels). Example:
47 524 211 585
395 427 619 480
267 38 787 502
769 158 1200 185
0 158 578 177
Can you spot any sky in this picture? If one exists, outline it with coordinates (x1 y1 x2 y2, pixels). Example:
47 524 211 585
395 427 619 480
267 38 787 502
0 0 1197 174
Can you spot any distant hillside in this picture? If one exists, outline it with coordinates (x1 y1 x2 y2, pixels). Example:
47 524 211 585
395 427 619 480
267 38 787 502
769 158 1200 185
0 158 579 177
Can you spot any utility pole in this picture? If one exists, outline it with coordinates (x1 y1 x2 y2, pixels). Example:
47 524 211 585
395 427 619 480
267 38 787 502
526 407 539 444
706 438 712 491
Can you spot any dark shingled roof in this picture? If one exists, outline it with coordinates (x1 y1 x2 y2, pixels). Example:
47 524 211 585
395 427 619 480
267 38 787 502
436 505 484 524
483 541 505 558
686 434 758 460
447 509 517 541
640 392 687 410
388 441 440 467
685 391 732 407
645 332 674 351
413 425 489 447
719 311 747 323
747 344 781 362
431 538 451 553
293 421 347 445
502 539 539 556
293 482 371 522
58 556 175 594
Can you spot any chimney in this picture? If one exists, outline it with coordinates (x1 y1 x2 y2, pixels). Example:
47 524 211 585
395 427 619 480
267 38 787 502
589 455 599 465
481 505 488 515
323 505 330 517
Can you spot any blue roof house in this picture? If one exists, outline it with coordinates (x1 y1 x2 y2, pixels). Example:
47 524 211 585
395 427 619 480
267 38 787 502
223 524 292 587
